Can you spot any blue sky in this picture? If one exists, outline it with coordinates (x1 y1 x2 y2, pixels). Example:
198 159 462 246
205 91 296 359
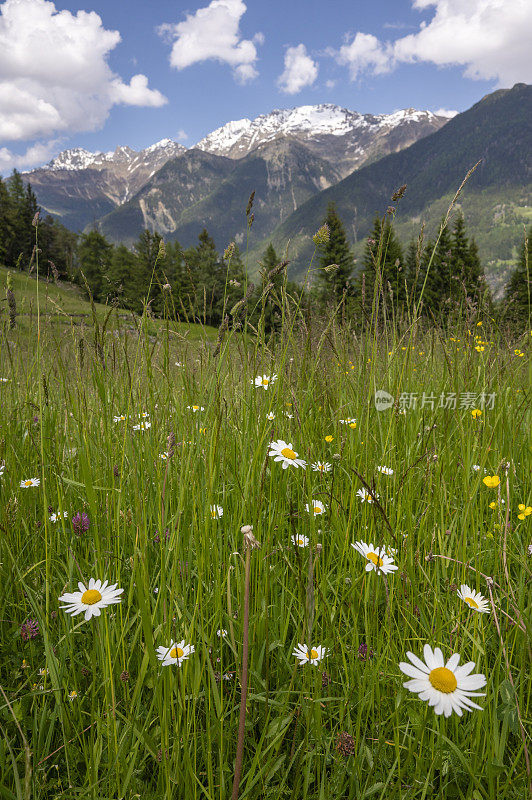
0 0 530 172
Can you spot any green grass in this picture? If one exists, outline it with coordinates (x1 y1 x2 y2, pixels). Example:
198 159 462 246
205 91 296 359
0 285 531 799
0 265 217 342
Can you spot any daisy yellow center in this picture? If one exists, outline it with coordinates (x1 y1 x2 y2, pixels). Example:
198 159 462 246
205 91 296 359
428 667 457 693
465 597 479 609
366 552 383 567
262 379 269 385
307 649 319 660
170 646 184 659
298 538 305 545
193 405 199 410
313 506 322 514
318 465 324 471
81 589 102 605
281 447 296 459
24 480 33 486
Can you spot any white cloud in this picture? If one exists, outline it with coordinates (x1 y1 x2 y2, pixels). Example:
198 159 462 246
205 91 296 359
434 107 458 118
337 33 393 80
110 75 166 107
158 0 261 83
277 44 318 94
334 0 532 87
0 140 58 172
175 129 188 142
325 79 336 89
0 0 166 145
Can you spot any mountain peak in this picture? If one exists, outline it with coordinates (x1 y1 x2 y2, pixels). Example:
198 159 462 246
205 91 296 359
193 103 447 160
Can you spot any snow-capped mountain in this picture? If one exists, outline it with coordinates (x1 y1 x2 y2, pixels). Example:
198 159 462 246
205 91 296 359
43 139 186 178
194 104 448 175
24 139 187 230
23 104 449 232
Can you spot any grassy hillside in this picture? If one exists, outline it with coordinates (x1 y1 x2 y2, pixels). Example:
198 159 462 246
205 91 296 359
0 265 216 341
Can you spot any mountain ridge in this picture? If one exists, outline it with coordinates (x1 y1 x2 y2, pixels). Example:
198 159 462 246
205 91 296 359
21 102 449 232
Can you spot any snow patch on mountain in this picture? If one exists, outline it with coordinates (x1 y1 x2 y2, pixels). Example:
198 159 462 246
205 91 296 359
37 140 185 173
193 104 445 157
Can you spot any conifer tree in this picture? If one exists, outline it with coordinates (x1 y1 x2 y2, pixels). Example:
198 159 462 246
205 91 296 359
317 202 355 302
77 230 113 301
258 242 283 332
0 178 13 266
183 229 223 325
360 215 405 311
504 227 531 325
134 229 164 313
107 245 138 308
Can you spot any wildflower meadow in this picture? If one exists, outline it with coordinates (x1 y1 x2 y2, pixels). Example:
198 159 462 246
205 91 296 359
0 228 531 800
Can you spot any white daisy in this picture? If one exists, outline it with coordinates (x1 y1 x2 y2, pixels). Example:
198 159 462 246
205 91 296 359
133 421 151 431
217 629 228 638
285 412 294 419
291 534 309 548
138 412 150 419
457 585 490 614
267 439 306 470
156 640 194 667
68 690 78 701
266 412 275 420
20 477 40 488
472 464 481 471
210 505 223 519
50 511 68 523
253 374 277 390
293 643 328 666
187 405 204 412
175 361 183 367
305 500 326 516
351 541 398 575
377 465 394 475
311 461 332 473
0 464 5 479
356 487 379 503
399 644 486 717
159 452 170 460
59 578 123 622
340 418 357 428
113 414 128 423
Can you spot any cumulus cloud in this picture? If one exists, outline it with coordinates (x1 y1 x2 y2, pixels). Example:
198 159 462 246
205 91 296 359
0 0 166 145
158 0 261 83
334 0 532 87
337 33 393 80
277 44 318 94
0 140 59 173
434 107 458 118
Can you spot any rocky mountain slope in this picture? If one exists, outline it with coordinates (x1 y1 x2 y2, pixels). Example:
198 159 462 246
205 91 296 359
97 138 343 247
252 83 532 288
23 104 448 233
24 139 186 231
194 104 448 177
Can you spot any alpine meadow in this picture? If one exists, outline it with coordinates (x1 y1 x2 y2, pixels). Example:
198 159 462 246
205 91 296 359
0 1 531 799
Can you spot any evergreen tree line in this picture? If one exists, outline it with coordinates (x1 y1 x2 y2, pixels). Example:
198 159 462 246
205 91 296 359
1 168 530 328
315 202 530 325
0 170 77 278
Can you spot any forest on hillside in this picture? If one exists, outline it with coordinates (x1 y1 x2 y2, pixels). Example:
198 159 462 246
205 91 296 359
1 169 530 329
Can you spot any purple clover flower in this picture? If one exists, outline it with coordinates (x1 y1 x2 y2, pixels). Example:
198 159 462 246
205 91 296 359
72 512 90 535
357 642 374 661
21 618 39 641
